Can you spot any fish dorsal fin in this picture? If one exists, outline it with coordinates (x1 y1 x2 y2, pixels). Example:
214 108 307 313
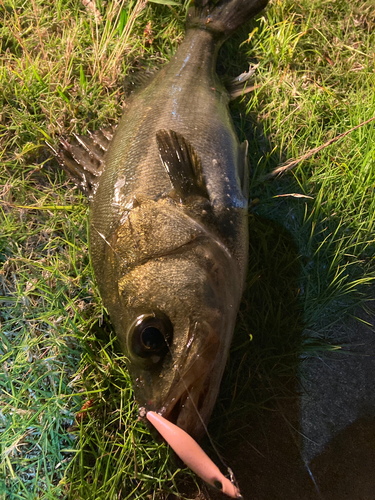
156 129 209 201
47 126 115 199
124 66 159 97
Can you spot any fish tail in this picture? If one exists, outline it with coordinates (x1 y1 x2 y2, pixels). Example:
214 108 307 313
186 0 268 38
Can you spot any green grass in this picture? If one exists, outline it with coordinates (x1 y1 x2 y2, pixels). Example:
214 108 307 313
246 0 375 330
1 0 374 499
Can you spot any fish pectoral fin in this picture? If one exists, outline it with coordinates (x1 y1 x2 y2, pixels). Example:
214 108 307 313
47 126 115 198
87 126 116 152
239 140 249 200
156 129 209 202
227 64 260 101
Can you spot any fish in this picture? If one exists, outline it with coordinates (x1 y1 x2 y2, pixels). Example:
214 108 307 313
50 0 269 441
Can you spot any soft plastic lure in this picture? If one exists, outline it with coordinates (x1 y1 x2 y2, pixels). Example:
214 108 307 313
146 411 242 498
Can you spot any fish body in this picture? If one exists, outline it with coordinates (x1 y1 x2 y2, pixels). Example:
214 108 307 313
55 0 268 439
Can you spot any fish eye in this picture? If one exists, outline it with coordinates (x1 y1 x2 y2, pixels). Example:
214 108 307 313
132 313 173 359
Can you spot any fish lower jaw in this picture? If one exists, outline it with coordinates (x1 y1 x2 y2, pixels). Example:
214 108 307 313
160 383 211 440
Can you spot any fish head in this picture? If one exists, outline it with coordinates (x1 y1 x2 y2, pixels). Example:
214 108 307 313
102 199 244 439
118 242 241 439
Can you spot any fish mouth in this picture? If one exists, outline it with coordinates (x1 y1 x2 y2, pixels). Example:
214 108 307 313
158 323 221 439
164 377 210 432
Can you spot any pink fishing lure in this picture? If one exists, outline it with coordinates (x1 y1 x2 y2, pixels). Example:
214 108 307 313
146 411 241 498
